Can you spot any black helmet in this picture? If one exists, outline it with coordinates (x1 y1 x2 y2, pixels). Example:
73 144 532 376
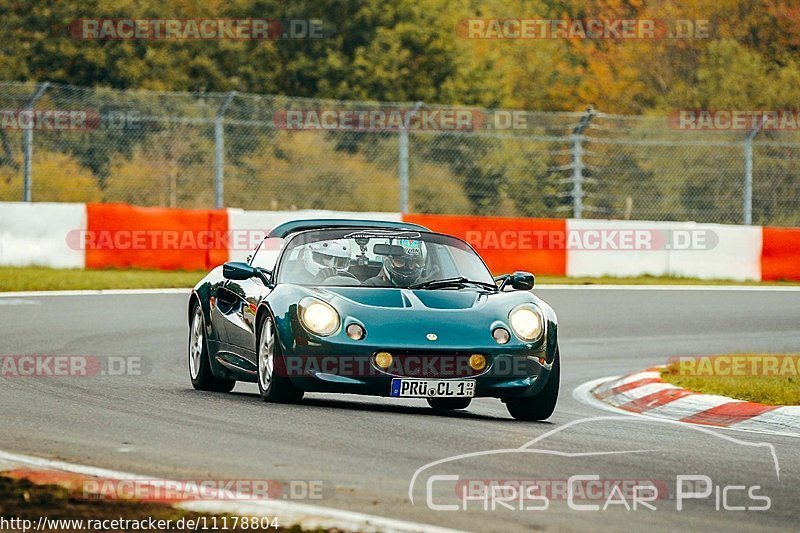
384 239 426 286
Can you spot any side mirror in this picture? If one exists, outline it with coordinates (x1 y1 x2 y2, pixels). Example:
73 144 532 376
511 271 535 290
222 261 257 281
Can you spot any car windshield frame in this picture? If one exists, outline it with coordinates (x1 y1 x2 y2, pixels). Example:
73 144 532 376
273 227 495 288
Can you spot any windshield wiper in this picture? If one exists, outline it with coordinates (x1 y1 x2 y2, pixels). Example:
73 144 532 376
408 277 498 291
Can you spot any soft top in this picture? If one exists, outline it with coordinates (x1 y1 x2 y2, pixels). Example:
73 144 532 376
267 219 430 238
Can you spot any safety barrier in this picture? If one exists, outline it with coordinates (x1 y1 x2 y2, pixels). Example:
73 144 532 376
761 227 800 281
0 202 796 281
0 202 86 268
564 219 762 281
84 203 229 271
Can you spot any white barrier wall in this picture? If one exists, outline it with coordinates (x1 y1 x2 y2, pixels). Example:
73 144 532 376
566 219 672 278
0 202 86 268
566 219 762 281
668 223 761 281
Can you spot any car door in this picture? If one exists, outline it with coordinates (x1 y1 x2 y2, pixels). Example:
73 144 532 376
222 239 281 364
223 276 267 363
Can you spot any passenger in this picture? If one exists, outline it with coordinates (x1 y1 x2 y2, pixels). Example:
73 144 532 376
301 239 352 283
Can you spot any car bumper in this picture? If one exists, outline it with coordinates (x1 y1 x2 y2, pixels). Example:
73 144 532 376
281 346 554 399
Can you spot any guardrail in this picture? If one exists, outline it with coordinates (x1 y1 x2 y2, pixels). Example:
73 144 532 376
1 202 797 281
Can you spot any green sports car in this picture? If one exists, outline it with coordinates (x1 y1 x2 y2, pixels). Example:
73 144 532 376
188 219 559 420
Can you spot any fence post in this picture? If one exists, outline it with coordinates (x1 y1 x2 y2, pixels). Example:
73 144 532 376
570 106 595 219
399 101 423 214
743 119 763 225
214 91 236 210
22 82 50 202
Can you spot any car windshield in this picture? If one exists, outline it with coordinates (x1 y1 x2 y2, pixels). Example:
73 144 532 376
275 228 495 288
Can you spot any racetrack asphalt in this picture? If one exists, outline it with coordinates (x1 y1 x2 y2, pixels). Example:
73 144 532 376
1 287 798 532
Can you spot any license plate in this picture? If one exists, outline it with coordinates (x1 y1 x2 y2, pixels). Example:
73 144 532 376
390 378 475 398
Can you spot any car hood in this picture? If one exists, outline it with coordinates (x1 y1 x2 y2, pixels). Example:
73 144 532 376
317 286 483 310
267 284 553 350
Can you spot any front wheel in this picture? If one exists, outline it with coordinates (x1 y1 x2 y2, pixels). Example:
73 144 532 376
427 398 471 411
505 345 560 421
257 315 304 403
189 305 235 393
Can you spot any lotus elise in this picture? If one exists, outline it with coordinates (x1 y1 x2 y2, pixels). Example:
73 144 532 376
188 219 559 420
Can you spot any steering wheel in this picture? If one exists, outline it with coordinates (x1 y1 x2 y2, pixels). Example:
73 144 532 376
423 264 441 280
317 267 359 282
324 272 361 286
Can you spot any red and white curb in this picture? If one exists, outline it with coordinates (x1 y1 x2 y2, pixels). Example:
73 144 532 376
0 450 462 533
576 368 800 438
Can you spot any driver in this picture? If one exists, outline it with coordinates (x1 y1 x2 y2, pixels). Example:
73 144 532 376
363 239 426 287
302 239 352 282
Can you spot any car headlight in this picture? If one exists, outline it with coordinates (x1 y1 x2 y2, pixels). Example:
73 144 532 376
508 304 545 341
299 297 340 336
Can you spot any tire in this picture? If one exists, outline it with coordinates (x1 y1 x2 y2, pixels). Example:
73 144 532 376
427 398 472 411
189 304 236 392
505 345 560 421
257 314 304 403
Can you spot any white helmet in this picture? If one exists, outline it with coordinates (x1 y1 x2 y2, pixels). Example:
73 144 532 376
303 239 351 277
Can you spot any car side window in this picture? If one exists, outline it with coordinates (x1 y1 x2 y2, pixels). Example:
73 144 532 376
250 237 283 272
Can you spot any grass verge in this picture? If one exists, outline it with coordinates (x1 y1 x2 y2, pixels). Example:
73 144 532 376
536 275 800 286
0 475 301 532
661 354 800 405
0 267 206 292
0 267 798 292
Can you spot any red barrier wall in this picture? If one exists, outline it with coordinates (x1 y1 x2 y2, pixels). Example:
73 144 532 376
404 213 567 276
85 203 229 270
761 226 800 281
75 203 800 279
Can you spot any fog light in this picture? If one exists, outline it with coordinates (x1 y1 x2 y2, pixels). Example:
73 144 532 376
492 327 510 344
346 323 365 340
374 352 393 369
469 354 487 371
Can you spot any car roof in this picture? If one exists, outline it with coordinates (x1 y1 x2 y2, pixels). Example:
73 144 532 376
267 219 430 238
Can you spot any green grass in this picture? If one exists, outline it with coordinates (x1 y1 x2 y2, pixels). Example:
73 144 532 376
0 267 798 292
661 354 800 406
0 267 206 292
536 275 800 286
